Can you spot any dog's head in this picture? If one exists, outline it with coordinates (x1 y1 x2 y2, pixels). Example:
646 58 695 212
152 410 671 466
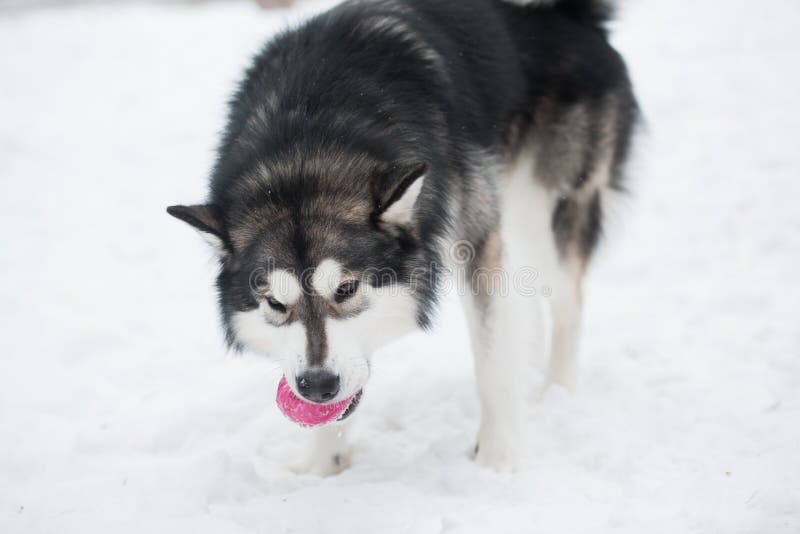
168 155 435 413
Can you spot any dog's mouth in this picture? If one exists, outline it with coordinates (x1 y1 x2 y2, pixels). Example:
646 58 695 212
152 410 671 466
336 389 362 421
275 376 363 427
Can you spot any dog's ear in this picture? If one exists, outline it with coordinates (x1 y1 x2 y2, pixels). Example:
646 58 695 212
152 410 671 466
166 203 230 256
373 161 427 226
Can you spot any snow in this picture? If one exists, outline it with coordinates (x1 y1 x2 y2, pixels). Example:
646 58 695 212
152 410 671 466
1 0 798 532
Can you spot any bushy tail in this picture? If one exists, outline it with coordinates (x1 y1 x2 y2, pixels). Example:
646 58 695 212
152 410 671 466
503 0 615 26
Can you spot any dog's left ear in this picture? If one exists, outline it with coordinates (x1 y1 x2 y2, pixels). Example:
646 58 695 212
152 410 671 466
374 161 427 226
166 203 230 256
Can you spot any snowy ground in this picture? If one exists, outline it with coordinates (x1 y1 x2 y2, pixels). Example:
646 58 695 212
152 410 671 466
1 0 799 532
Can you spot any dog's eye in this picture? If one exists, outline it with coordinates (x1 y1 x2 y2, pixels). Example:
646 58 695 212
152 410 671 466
251 272 270 292
265 295 287 313
334 280 360 303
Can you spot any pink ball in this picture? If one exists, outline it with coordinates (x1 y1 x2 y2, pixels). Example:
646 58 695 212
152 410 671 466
275 376 355 427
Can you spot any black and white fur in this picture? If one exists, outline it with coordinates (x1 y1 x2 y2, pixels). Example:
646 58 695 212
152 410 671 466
168 0 638 475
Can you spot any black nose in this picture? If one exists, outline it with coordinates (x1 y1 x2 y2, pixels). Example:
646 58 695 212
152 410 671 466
296 369 340 403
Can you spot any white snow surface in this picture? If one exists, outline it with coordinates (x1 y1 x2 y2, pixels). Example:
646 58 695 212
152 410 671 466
1 0 799 532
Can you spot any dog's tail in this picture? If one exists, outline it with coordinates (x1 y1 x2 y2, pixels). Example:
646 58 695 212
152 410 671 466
501 0 615 27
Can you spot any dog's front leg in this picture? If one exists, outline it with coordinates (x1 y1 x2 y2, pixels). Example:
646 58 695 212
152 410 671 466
461 236 531 472
465 292 528 472
292 422 351 477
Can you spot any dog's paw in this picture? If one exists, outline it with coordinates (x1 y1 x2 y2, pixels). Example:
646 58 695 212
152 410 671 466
290 451 350 477
473 435 525 473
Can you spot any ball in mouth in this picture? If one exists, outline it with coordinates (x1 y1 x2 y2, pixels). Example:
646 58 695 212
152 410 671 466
275 376 362 427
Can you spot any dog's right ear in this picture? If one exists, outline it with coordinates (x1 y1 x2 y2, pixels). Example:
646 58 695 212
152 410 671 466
166 204 230 256
373 161 427 226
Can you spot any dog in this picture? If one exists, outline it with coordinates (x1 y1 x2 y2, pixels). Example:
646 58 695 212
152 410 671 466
168 0 638 475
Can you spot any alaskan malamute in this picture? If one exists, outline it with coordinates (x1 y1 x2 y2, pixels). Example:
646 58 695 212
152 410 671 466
168 0 638 475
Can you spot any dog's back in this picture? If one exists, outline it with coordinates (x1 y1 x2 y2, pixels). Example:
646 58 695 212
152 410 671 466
212 0 636 262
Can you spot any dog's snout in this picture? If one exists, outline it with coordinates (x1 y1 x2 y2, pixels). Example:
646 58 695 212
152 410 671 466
296 369 340 403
